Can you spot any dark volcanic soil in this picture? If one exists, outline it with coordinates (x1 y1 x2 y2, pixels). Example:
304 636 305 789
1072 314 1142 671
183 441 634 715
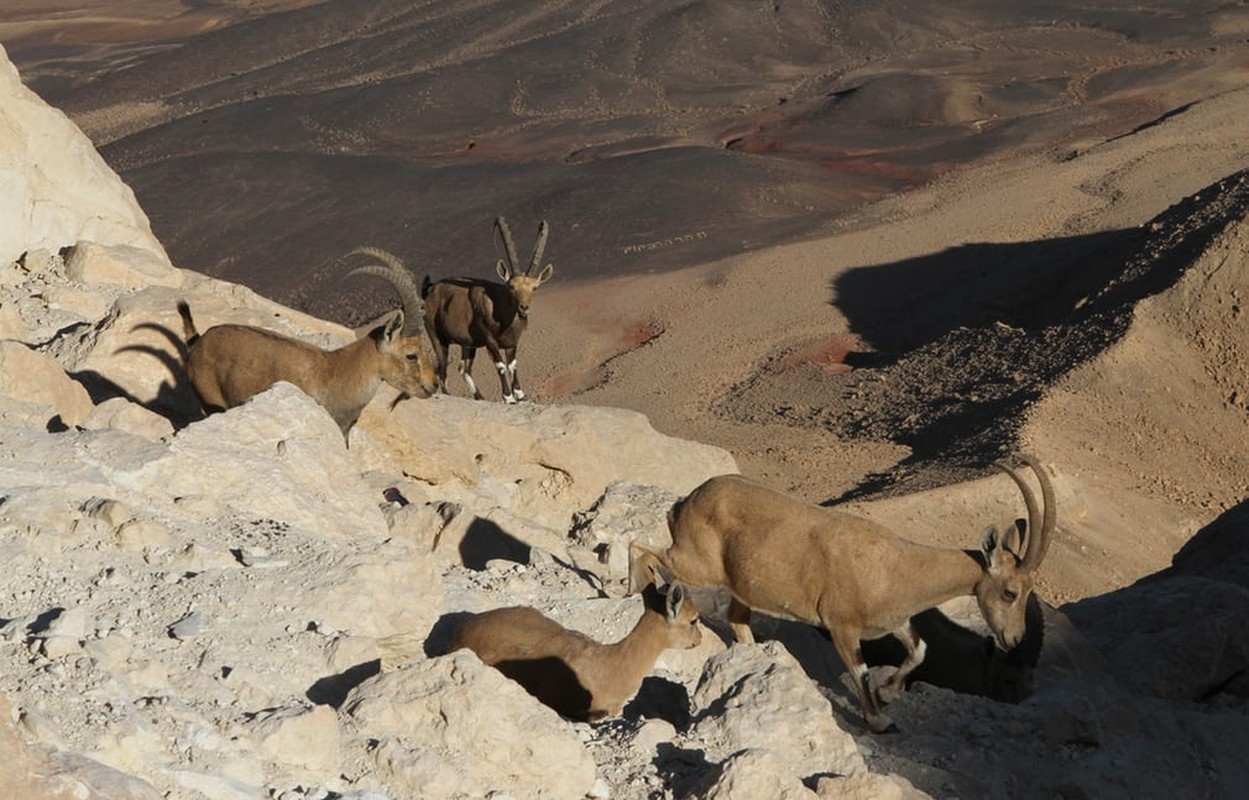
6 1 1249 326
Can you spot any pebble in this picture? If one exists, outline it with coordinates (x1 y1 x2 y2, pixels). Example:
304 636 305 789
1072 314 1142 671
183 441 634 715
39 635 81 659
47 607 89 639
169 611 205 640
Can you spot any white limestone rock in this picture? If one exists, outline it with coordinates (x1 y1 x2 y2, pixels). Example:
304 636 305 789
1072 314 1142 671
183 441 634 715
143 383 387 539
354 389 738 532
63 241 183 290
341 650 596 798
0 340 94 428
0 44 166 266
686 641 865 783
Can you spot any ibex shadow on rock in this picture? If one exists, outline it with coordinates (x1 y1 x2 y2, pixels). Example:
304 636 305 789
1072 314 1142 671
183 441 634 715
859 591 1045 703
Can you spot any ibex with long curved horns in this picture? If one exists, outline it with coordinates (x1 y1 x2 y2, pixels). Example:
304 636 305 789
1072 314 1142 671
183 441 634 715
177 258 438 438
630 455 1056 733
346 220 553 403
421 216 555 403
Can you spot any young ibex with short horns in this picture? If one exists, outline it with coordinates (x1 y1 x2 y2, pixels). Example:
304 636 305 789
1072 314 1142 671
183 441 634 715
177 260 438 437
449 579 701 721
630 455 1055 733
419 216 555 403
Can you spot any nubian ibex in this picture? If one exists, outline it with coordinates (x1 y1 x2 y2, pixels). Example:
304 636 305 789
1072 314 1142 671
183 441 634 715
420 216 554 403
177 259 438 437
450 580 701 721
630 456 1055 733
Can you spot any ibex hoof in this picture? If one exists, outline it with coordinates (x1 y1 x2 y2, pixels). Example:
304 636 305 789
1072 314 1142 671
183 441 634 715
876 681 904 706
867 714 898 734
503 395 518 404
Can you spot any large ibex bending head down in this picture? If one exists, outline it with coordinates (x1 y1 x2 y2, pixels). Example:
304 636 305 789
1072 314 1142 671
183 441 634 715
178 257 438 438
629 455 1055 733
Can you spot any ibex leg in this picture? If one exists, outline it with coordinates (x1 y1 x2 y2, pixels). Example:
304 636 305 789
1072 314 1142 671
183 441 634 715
876 621 925 704
459 346 484 400
727 597 754 643
828 624 895 734
505 347 526 401
487 342 517 403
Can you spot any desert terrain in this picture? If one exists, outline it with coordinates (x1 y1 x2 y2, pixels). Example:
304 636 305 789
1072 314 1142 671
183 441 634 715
8 0 1248 596
2 2 1249 798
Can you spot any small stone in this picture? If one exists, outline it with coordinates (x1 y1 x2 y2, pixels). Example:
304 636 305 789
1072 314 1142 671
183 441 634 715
82 497 133 528
587 777 612 798
239 552 289 569
46 607 89 640
39 635 82 659
632 718 677 753
115 518 173 552
169 611 205 640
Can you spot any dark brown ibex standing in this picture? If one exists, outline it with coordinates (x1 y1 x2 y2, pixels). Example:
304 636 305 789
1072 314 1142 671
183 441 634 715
419 217 555 403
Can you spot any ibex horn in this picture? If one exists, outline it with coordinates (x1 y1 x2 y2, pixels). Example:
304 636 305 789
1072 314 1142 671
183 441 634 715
344 247 425 337
993 456 1055 573
527 220 549 275
495 217 519 276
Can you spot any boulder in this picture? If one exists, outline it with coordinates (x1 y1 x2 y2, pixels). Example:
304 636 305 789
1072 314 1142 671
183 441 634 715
340 651 596 798
303 535 442 640
1064 575 1249 700
0 44 166 265
354 390 738 532
0 693 161 800
570 482 683 586
686 641 865 782
63 241 183 290
81 397 175 441
244 704 341 774
140 383 387 539
0 340 94 428
699 749 816 799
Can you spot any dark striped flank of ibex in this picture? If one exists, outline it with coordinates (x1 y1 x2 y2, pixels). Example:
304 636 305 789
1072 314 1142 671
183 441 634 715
422 216 555 403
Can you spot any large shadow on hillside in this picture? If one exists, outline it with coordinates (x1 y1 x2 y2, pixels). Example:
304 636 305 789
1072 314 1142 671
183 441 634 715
720 169 1249 500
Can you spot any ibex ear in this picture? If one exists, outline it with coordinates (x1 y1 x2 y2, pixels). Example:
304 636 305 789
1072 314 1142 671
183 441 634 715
535 263 554 285
376 311 404 350
665 582 687 620
646 559 675 593
496 259 510 281
1001 519 1027 559
981 525 1000 562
